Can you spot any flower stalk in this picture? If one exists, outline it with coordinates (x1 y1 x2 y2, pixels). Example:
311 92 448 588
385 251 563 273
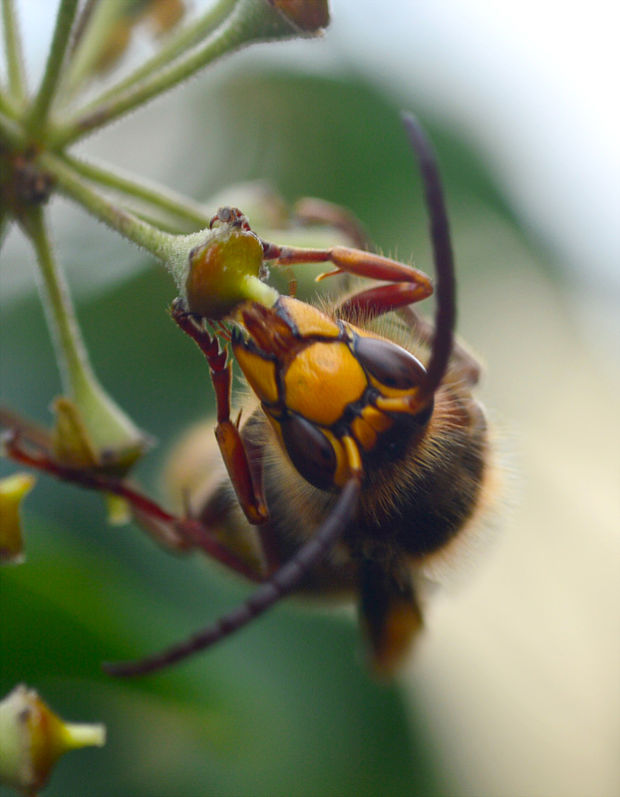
26 0 80 135
40 151 277 311
61 152 212 231
0 109 22 146
19 206 147 465
49 0 322 147
67 0 239 107
1 0 26 104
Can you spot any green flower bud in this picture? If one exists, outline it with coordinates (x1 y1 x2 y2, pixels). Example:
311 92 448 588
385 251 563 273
185 213 278 319
0 685 105 795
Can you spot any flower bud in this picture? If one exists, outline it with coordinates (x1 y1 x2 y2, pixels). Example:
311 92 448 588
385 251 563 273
267 0 329 32
0 473 35 564
51 396 146 474
51 397 135 525
142 0 186 35
185 217 278 319
0 685 105 794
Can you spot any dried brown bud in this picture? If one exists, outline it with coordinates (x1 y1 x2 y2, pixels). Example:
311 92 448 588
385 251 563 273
266 0 329 33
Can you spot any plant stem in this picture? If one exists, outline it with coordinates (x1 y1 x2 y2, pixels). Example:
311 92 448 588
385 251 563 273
59 0 132 99
0 108 22 146
75 0 238 111
19 206 97 399
18 206 145 456
60 152 211 230
37 153 276 310
1 0 26 103
39 151 203 290
40 150 178 262
0 207 8 251
49 0 304 147
0 87 19 118
27 0 80 135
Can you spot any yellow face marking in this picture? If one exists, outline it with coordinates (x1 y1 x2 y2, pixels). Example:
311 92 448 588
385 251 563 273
362 406 394 434
351 415 377 452
234 346 279 405
284 342 367 426
279 296 341 338
321 428 348 487
366 373 419 399
374 395 416 415
341 435 363 479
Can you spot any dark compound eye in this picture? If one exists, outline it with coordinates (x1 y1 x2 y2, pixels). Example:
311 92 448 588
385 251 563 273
354 336 426 390
279 414 337 490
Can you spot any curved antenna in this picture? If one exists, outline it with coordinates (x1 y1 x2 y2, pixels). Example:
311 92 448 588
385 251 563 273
401 112 456 407
104 476 362 677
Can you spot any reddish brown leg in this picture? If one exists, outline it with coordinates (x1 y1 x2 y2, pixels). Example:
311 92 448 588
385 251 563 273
2 429 261 580
261 240 433 298
335 282 432 323
170 301 267 525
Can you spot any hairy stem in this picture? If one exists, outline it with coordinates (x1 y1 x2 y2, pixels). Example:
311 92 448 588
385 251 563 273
1 0 26 103
61 152 211 230
19 206 97 399
20 207 146 459
0 108 22 145
60 0 132 98
0 87 19 118
50 0 305 147
39 151 208 291
18 206 145 455
27 0 80 134
0 206 8 251
78 0 239 111
40 150 178 262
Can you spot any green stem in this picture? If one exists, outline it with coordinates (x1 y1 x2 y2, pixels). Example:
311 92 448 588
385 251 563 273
76 0 238 111
18 206 145 456
37 153 277 311
60 0 133 99
125 205 196 236
0 87 19 118
40 150 178 262
0 108 22 146
0 207 8 251
27 0 80 135
39 151 203 289
49 0 306 147
1 0 26 103
19 206 97 400
60 152 211 230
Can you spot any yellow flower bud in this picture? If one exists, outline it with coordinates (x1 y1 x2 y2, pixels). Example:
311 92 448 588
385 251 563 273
0 473 35 564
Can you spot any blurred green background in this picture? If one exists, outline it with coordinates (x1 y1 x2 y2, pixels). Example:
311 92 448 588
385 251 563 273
1 3 619 797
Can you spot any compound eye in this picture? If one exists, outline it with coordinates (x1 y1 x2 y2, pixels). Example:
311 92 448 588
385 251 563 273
355 337 426 390
279 414 336 490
